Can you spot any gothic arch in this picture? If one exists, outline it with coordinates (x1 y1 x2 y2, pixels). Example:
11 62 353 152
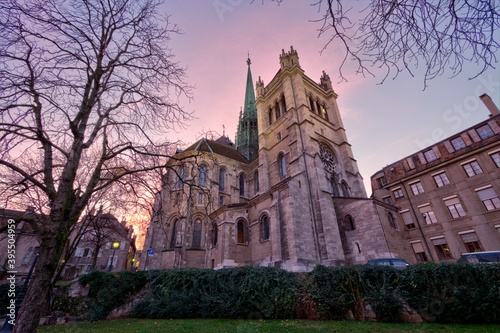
211 221 219 247
236 218 249 245
253 170 259 194
274 99 281 120
198 164 208 187
340 180 350 197
169 217 182 249
343 214 356 231
238 172 246 196
190 215 206 248
277 151 287 177
259 212 271 241
218 166 226 192
280 93 287 113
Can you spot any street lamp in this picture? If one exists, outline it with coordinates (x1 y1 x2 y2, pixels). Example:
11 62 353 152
108 241 120 271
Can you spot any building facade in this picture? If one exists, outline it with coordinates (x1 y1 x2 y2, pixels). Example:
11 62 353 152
371 96 500 263
61 212 136 279
141 47 413 272
0 209 41 284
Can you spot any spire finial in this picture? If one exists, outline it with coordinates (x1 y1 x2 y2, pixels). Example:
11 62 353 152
222 124 225 136
247 52 251 66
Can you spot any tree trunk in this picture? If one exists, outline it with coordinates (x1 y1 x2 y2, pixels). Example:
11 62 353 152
13 220 68 333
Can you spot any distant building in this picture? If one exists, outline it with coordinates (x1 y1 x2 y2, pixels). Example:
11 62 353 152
0 208 41 284
141 47 413 272
371 95 500 262
61 212 136 280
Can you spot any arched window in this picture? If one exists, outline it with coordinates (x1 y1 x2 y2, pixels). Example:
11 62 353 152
261 215 270 241
309 95 316 113
280 94 287 113
219 167 226 192
170 219 180 249
321 105 329 121
198 165 206 187
344 215 355 231
340 181 349 197
212 222 218 246
239 173 245 196
278 153 287 177
237 220 247 244
176 166 185 189
330 177 339 196
388 212 398 229
192 218 202 248
275 101 281 120
268 108 273 125
254 170 259 194
316 100 322 116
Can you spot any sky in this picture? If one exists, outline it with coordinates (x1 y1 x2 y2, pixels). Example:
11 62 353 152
161 0 500 196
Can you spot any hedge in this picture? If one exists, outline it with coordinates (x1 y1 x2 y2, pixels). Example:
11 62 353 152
78 263 500 323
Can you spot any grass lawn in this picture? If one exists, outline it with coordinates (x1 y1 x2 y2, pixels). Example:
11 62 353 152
37 318 500 333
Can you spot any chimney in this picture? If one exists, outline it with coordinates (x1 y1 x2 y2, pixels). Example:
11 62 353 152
479 93 500 116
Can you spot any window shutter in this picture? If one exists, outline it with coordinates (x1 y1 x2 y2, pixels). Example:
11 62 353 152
476 187 496 200
468 129 481 142
418 204 433 214
411 242 424 253
460 232 478 243
417 152 426 165
405 157 415 170
431 237 447 245
488 120 500 134
443 141 455 153
432 146 441 158
461 133 472 146
401 211 414 226
444 197 460 205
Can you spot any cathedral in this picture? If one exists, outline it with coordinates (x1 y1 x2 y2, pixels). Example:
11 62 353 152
141 47 412 272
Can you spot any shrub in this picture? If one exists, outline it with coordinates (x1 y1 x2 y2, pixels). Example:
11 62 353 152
399 263 500 324
79 270 147 320
306 265 404 321
132 266 301 320
305 265 359 320
360 266 403 322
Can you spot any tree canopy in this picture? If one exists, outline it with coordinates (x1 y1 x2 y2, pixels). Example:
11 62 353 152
267 0 499 88
0 0 192 332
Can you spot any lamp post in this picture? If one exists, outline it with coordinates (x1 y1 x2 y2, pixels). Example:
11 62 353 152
108 241 120 271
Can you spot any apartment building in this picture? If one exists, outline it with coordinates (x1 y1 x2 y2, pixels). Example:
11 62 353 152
371 95 500 262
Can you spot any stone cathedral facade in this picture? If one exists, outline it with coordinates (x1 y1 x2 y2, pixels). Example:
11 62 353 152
141 47 413 272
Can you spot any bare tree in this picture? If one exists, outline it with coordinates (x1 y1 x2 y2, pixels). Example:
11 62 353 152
264 0 499 88
0 0 193 331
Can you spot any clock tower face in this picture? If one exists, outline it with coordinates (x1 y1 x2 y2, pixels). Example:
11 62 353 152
319 143 337 174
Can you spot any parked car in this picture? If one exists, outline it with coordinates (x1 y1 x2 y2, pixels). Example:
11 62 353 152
367 258 411 269
457 251 500 264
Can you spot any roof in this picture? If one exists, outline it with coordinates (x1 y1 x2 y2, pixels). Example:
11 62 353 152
183 137 249 163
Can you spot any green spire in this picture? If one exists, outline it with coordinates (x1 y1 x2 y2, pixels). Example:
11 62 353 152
243 57 257 118
236 55 259 161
